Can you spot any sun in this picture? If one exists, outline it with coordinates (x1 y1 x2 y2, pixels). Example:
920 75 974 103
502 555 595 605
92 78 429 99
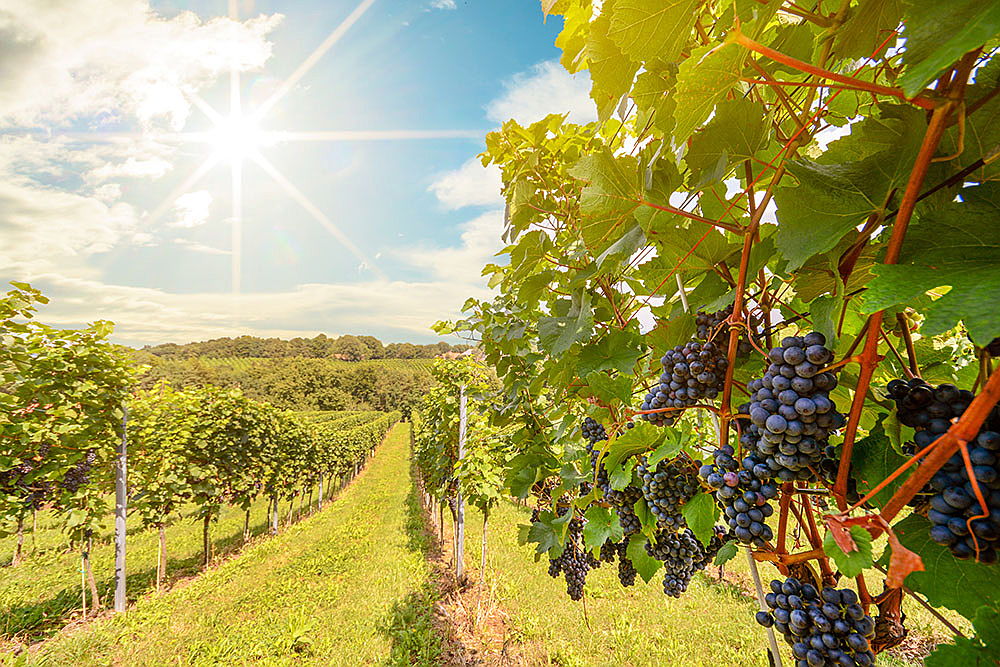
207 113 268 163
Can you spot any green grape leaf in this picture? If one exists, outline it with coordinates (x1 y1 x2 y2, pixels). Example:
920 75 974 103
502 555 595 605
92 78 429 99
925 606 1000 667
848 416 908 509
583 371 633 406
685 98 769 186
626 533 664 582
884 514 1000 619
583 505 624 552
569 148 642 255
585 7 641 121
577 329 645 375
860 183 1000 344
604 421 667 471
681 492 719 547
672 42 745 143
835 0 902 60
898 1 1000 97
823 524 874 577
715 540 739 566
606 0 700 65
538 290 594 355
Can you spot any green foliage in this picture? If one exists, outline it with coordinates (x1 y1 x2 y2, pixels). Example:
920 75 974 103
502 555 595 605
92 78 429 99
1 283 134 540
428 0 999 652
412 358 512 514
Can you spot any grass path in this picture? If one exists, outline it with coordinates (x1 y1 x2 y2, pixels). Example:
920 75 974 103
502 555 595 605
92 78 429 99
31 423 442 666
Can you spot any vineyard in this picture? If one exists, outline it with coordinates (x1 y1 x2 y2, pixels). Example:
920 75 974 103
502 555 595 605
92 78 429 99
3 1 1000 666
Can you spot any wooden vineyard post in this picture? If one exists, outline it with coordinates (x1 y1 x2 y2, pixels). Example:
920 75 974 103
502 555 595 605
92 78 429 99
455 384 467 584
270 495 279 535
746 548 783 667
481 507 489 587
157 525 166 592
202 514 212 567
318 476 324 510
114 405 128 613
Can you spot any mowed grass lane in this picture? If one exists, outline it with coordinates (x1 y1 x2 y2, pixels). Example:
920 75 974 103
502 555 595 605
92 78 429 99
33 423 442 666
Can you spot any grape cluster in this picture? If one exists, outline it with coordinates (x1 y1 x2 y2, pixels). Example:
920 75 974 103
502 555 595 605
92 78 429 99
545 510 601 600
755 577 875 667
746 333 845 481
616 542 638 587
637 455 700 530
695 306 754 356
887 378 975 441
695 307 730 341
60 450 97 493
926 429 1000 564
645 527 726 597
640 340 727 426
886 378 1000 563
700 445 777 547
0 444 57 509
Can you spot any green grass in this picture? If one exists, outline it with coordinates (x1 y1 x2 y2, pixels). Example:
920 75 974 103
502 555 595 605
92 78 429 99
28 424 444 666
0 495 283 644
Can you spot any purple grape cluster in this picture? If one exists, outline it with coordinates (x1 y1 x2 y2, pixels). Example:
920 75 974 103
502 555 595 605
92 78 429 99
641 340 727 427
582 418 642 535
645 527 726 597
637 454 700 530
887 378 1000 563
700 445 777 547
755 577 875 667
546 511 601 600
746 333 845 481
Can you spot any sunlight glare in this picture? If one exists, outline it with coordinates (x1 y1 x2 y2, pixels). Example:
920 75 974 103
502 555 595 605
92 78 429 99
209 113 267 163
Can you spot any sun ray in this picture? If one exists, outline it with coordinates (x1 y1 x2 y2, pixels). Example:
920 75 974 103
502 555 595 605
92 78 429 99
253 0 378 120
251 153 387 281
274 129 485 141
143 155 220 226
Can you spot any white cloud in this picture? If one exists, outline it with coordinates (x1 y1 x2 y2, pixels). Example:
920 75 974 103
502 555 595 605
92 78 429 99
170 190 213 228
172 238 230 255
0 0 282 130
428 158 502 210
486 60 596 126
25 274 491 345
429 0 457 9
394 211 504 284
87 156 172 183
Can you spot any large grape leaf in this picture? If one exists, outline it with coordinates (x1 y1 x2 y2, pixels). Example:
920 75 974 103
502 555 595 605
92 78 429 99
569 148 642 255
672 42 746 144
774 107 925 270
685 98 769 186
899 0 1000 97
538 290 594 355
860 183 1000 344
626 534 663 582
834 0 902 60
606 0 700 65
885 514 1000 620
631 67 676 136
576 329 644 375
848 417 908 509
584 4 641 121
925 606 1000 667
681 492 719 547
583 505 624 552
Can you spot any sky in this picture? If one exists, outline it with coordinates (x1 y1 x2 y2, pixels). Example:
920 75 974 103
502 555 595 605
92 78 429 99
0 0 598 346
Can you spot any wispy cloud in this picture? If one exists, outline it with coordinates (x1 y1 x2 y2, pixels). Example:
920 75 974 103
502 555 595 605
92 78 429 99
429 0 458 10
428 158 502 210
170 190 213 228
487 60 596 126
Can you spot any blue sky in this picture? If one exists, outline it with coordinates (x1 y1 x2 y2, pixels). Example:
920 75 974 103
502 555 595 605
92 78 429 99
1 0 596 345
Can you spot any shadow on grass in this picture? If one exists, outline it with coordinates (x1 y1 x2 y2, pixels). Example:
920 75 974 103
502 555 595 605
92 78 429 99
375 457 445 666
0 514 274 642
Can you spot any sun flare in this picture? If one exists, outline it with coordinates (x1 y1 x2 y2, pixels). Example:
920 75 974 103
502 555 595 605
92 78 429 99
208 113 268 163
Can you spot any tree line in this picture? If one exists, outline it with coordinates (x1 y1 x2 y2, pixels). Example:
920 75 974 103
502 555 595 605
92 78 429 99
141 333 471 361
